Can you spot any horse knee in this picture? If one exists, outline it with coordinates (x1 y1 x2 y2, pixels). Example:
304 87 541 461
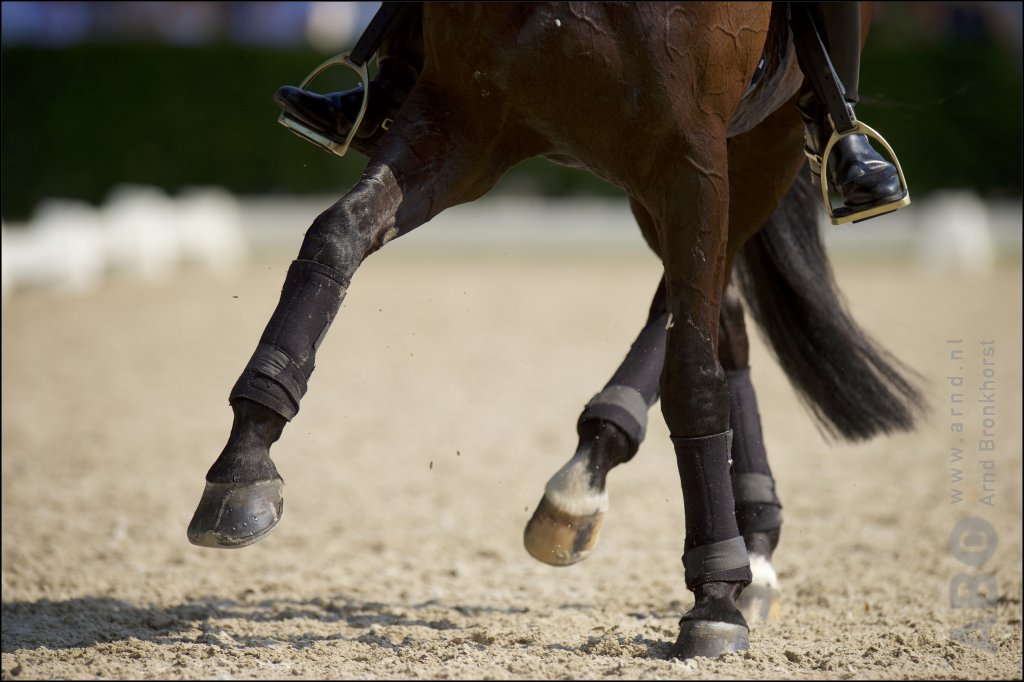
660 356 730 438
297 203 365 273
300 180 399 272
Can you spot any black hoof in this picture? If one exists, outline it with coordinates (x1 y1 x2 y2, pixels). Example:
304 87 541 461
187 478 284 549
670 620 749 660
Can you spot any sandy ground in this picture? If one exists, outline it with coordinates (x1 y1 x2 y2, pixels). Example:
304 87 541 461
2 245 1021 680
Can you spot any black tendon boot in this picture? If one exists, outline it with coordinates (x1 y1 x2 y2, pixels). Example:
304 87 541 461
727 368 784 625
794 2 908 222
187 259 350 548
671 431 753 659
275 6 423 157
727 369 783 550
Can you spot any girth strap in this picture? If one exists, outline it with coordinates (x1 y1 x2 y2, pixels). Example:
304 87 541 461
350 2 420 67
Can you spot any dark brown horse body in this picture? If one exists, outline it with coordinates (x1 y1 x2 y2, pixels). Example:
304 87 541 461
188 2 920 660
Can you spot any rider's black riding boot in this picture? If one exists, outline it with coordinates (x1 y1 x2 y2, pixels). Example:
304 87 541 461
274 9 423 156
795 2 906 216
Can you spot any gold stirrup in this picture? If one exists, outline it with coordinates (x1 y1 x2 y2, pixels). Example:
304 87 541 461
819 120 911 225
277 51 369 158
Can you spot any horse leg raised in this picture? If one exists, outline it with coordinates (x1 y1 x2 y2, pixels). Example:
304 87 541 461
523 275 667 566
188 85 519 548
523 189 670 565
523 203 787 593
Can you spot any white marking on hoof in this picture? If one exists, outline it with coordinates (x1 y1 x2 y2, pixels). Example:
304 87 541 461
543 445 608 517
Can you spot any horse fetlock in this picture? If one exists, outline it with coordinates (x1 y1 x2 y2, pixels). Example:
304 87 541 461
187 477 284 549
743 527 781 559
206 412 282 485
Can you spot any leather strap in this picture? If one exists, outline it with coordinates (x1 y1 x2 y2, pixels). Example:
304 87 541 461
350 2 419 67
789 2 856 134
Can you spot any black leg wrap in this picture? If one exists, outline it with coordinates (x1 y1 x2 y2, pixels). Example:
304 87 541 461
230 259 350 421
606 310 668 407
682 536 752 591
673 431 752 588
578 309 668 451
727 369 771 476
733 473 784 534
728 368 783 535
577 385 648 449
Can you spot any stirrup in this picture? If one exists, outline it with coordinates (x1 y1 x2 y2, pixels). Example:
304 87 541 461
817 119 911 225
277 52 369 158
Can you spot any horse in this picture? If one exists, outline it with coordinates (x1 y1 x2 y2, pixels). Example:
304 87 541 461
187 2 924 659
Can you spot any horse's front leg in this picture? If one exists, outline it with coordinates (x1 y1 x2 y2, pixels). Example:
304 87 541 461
187 86 514 548
649 127 753 659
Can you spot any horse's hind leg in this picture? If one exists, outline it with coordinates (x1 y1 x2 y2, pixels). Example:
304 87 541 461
524 275 667 566
187 86 517 548
523 201 786 583
718 285 784 626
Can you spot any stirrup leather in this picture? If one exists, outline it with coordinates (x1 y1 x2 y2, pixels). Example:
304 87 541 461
813 118 911 225
277 52 369 158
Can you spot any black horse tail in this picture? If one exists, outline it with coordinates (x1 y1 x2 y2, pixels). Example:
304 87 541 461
733 170 926 442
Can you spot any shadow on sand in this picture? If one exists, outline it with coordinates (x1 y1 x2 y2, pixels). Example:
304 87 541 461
1 594 533 653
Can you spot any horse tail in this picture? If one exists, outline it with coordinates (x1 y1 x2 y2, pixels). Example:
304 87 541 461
733 169 926 442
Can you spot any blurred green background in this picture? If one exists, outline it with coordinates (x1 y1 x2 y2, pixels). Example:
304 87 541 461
2 2 1021 222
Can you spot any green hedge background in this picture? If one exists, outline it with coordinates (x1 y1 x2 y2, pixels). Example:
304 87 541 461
2 10 1020 222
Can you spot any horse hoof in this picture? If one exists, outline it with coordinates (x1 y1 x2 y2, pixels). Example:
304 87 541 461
523 495 603 566
187 478 284 549
737 553 782 626
670 620 750 660
736 583 782 626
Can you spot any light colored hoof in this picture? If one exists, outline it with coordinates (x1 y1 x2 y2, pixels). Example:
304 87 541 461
737 583 782 626
671 620 749 660
523 495 603 566
737 553 782 626
187 478 284 549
